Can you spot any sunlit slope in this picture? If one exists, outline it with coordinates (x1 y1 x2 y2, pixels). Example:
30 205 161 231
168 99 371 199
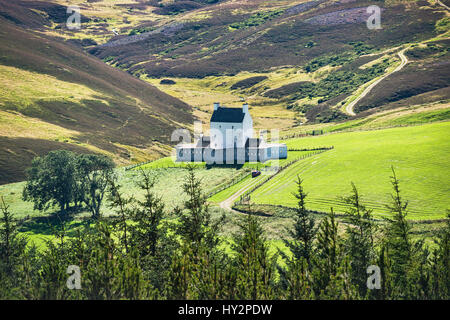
0 12 193 184
251 122 450 220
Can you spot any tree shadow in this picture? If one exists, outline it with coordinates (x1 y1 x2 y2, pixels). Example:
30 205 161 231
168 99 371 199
18 207 93 237
205 163 244 170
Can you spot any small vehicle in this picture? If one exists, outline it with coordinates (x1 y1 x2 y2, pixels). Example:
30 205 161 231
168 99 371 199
251 170 261 178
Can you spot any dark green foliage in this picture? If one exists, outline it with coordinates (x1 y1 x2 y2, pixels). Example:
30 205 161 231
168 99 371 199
278 58 392 123
0 197 28 298
232 214 277 299
81 222 152 300
76 154 115 218
304 53 355 73
341 183 376 297
23 151 115 218
229 9 284 30
299 59 391 102
283 176 316 264
303 44 373 73
348 41 375 55
168 165 228 299
3 167 450 300
23 150 78 212
278 178 316 299
382 167 437 299
160 79 176 85
130 169 166 257
128 26 155 36
384 167 413 297
129 169 176 295
175 165 224 253
313 208 341 295
107 176 133 253
429 212 450 299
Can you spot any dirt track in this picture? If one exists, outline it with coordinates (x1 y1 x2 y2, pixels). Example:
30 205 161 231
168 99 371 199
219 175 265 211
345 48 409 116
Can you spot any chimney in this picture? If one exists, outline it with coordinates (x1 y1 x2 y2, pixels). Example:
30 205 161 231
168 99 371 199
243 103 248 113
213 102 220 110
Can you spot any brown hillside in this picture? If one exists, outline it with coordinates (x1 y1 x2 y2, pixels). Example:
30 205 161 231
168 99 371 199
0 1 193 184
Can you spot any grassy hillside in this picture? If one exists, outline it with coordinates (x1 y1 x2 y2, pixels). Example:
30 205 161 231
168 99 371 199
2 0 446 153
251 121 450 220
0 5 194 184
0 0 448 221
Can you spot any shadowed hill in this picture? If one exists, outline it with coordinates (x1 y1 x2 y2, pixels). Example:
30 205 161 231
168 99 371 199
92 0 445 78
86 0 448 121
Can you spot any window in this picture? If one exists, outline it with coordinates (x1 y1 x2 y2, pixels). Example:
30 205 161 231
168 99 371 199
267 148 271 157
179 150 183 157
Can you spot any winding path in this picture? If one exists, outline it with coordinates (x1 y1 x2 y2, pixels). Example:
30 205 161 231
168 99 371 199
345 48 409 116
219 174 265 211
436 0 450 11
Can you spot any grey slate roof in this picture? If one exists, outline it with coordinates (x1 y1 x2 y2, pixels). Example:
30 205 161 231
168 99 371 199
210 107 245 123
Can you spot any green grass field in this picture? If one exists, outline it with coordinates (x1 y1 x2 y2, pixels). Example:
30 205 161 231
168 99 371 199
251 121 450 220
1 122 448 253
0 167 243 220
206 150 328 203
209 174 257 204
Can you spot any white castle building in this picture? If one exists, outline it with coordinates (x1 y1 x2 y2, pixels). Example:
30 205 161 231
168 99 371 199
176 102 287 164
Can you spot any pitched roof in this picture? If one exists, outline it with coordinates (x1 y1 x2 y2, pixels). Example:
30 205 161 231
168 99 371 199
210 107 245 123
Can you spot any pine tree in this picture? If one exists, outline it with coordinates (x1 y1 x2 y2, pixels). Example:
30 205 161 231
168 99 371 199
384 167 414 298
313 208 340 297
279 176 315 299
38 240 70 300
342 182 376 297
376 242 393 299
284 176 316 264
130 169 176 296
107 176 133 253
0 197 28 299
429 212 450 299
82 221 151 299
176 164 224 254
232 214 277 299
131 169 166 257
279 257 313 299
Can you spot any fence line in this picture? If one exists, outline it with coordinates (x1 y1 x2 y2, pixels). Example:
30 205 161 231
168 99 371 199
270 129 324 142
206 169 252 199
288 146 334 152
124 158 158 171
237 148 331 205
